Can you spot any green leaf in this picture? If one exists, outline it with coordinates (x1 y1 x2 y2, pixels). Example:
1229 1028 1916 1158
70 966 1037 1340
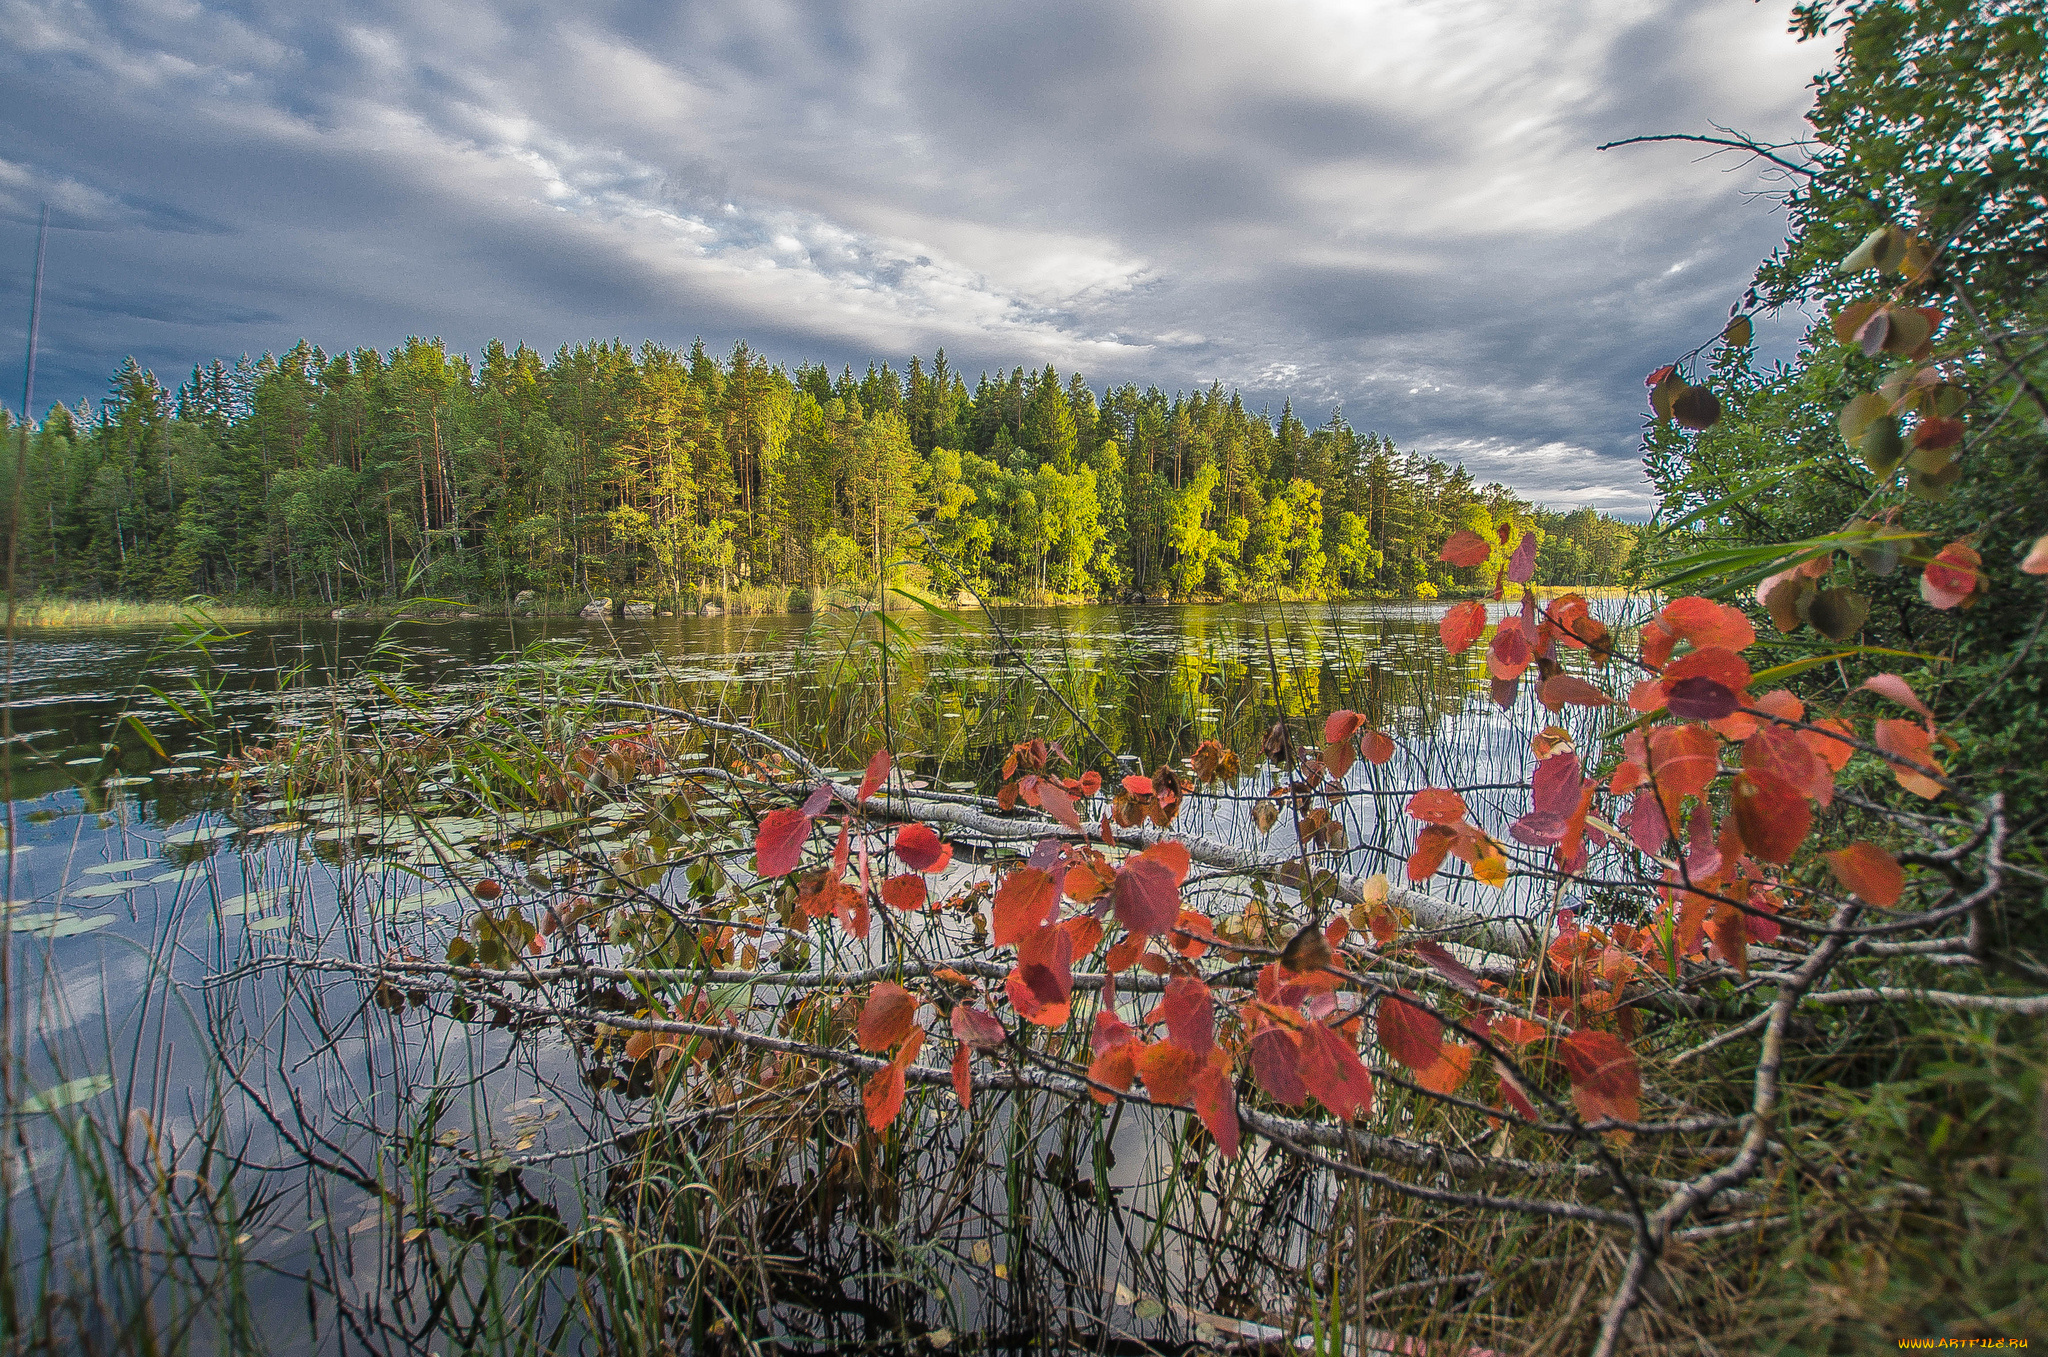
889 586 965 625
20 1075 115 1114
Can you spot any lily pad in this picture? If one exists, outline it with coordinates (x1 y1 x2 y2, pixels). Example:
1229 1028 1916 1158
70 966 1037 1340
7 912 65 932
246 916 290 933
36 914 115 938
163 826 234 847
84 858 158 876
217 891 281 917
69 880 148 899
21 1075 115 1114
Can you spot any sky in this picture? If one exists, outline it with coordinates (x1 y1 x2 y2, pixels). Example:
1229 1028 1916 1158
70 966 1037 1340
0 0 1835 514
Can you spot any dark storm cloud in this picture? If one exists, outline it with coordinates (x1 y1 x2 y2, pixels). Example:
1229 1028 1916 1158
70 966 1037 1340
0 0 1829 510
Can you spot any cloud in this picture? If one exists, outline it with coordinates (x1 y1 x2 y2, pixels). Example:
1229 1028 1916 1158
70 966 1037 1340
0 0 1832 510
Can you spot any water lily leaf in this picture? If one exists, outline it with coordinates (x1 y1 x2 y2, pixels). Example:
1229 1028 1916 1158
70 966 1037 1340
84 859 158 876
246 916 290 932
69 880 147 899
163 826 234 846
21 1075 115 1114
39 914 115 938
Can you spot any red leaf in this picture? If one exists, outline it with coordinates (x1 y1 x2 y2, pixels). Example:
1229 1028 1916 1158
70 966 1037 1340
1192 1061 1241 1157
1663 645 1751 697
1645 724 1719 800
1438 530 1491 567
951 1041 972 1109
1158 976 1215 1058
1120 774 1155 796
1921 540 1982 609
880 873 928 911
1376 990 1446 1072
1134 840 1191 883
1407 824 1456 881
1406 787 1468 825
952 1004 1009 1050
857 748 892 803
1410 1042 1475 1096
1360 729 1395 765
1298 1021 1373 1121
1644 363 1676 388
1742 723 1833 807
1249 1025 1306 1104
1112 856 1182 937
1557 1029 1640 1127
1660 597 1755 652
754 807 812 877
990 867 1059 944
1323 709 1366 745
1037 780 1082 831
857 982 917 1052
1440 600 1489 655
1730 770 1811 864
1824 842 1905 906
1540 673 1611 708
1062 914 1105 956
1487 623 1532 680
1005 924 1075 1027
1412 939 1482 993
895 822 953 873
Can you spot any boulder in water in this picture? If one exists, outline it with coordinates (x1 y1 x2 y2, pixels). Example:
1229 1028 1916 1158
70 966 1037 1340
699 602 724 617
579 597 612 621
623 601 655 619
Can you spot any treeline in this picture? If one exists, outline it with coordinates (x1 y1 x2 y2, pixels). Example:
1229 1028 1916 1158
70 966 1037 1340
0 339 1636 607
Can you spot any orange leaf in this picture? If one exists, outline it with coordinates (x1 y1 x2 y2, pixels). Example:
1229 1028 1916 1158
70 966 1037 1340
1087 1042 1138 1105
1360 729 1395 765
1860 673 1933 721
1406 824 1456 882
1410 1041 1475 1096
1136 1041 1201 1105
1192 1060 1241 1157
1824 842 1905 906
1406 787 1468 825
1703 903 1749 978
1104 931 1147 974
1874 719 1944 798
879 873 928 911
1132 840 1191 883
1660 596 1755 652
857 748 892 803
950 1042 972 1109
894 822 952 873
990 867 1059 945
1062 914 1106 956
1004 924 1074 1027
863 1027 924 1131
1438 529 1491 567
1439 599 1489 655
1803 717 1856 773
857 982 917 1052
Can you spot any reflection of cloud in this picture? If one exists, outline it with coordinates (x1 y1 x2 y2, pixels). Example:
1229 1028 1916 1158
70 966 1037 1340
0 0 1828 506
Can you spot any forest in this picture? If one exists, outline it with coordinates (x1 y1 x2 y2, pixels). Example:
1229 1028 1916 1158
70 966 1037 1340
0 344 1636 609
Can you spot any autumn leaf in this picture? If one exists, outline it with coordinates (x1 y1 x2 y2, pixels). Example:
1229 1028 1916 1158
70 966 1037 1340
1659 596 1756 653
1279 921 1334 975
1376 990 1446 1072
1440 600 1489 655
1411 940 1482 993
1136 1041 1201 1105
1645 724 1719 801
1557 1029 1640 1128
1112 855 1182 937
1406 787 1468 825
1360 729 1396 765
864 1027 924 1131
1249 1025 1307 1104
754 807 812 876
1438 530 1491 567
1005 924 1075 1027
1874 719 1945 798
1298 1021 1373 1121
1921 540 1982 610
1824 843 1905 906
1322 709 1364 779
1539 673 1612 708
1730 771 1812 865
857 748 892 803
1860 673 1933 721
990 867 1059 945
1192 1060 1241 1158
880 874 928 911
952 1004 1008 1051
857 982 917 1052
1407 824 1456 882
2023 533 2048 575
1158 975 1215 1057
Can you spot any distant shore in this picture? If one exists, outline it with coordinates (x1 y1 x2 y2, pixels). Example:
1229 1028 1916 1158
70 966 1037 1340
1 583 1638 629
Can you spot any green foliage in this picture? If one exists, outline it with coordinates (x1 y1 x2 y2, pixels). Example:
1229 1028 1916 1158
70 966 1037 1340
2 345 1636 608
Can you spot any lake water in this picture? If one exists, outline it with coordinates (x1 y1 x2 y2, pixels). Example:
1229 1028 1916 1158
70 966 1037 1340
0 598 1638 1353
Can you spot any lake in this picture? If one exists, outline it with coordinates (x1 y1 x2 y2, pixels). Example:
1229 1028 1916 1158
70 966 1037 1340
0 597 1636 1354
